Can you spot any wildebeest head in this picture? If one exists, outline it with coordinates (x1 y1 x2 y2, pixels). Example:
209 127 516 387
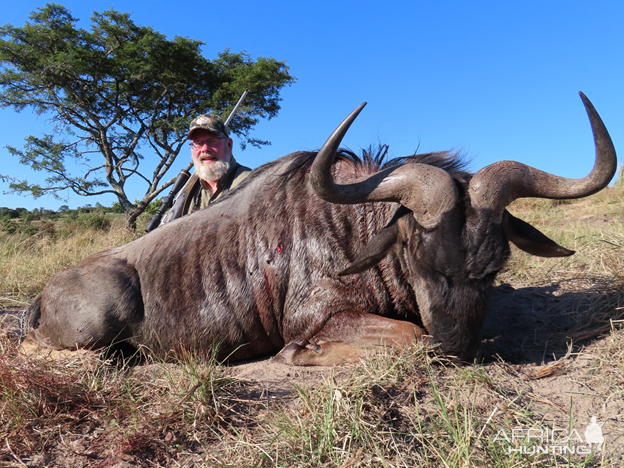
309 93 617 360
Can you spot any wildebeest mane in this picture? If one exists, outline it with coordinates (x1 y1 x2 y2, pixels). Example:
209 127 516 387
277 145 472 188
204 145 472 213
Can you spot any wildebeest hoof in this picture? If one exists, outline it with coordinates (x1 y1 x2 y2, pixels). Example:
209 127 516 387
274 339 368 366
273 339 310 364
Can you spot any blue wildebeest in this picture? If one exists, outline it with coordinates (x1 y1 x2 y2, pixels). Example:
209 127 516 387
22 93 616 364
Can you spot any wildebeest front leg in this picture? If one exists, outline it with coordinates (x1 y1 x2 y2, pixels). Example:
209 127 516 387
274 311 425 366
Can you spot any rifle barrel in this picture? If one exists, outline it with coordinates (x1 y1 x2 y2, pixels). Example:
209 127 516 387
224 90 248 128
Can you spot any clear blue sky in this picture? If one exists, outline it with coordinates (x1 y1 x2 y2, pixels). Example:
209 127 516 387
1 0 622 210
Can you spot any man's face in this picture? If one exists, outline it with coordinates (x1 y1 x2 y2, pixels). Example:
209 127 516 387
189 129 233 183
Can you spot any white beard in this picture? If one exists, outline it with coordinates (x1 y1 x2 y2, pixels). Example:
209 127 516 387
194 157 230 182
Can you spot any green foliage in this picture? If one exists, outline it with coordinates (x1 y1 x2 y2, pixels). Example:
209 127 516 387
0 218 39 236
110 201 124 213
0 204 118 236
0 219 18 235
0 207 19 219
143 198 161 217
78 213 111 231
20 211 36 223
0 3 295 229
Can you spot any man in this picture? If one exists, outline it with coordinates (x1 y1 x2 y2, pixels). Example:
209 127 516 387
161 114 251 224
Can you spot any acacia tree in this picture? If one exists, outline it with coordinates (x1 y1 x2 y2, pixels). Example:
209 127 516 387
0 3 295 229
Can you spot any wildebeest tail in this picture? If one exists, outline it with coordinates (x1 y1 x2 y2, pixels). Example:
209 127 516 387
24 294 42 332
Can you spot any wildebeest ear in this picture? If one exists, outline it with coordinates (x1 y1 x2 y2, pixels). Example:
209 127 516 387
339 209 408 276
502 210 575 257
339 223 400 276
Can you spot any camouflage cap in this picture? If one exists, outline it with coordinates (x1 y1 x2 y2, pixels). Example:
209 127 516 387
187 114 229 139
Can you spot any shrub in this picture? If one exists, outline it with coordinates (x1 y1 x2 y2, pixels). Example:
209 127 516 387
80 213 111 231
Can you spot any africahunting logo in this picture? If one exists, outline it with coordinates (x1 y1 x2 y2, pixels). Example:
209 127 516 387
493 416 606 455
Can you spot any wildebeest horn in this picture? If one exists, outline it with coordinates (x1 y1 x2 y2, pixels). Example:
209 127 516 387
469 92 617 221
310 104 459 229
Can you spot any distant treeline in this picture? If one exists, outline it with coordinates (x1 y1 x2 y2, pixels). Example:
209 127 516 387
0 202 125 222
0 200 160 237
0 201 159 236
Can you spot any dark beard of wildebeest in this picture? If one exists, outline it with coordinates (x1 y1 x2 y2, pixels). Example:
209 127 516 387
23 92 616 365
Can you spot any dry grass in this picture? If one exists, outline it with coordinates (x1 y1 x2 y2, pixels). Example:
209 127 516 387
1 185 623 467
495 185 624 354
1 326 623 466
0 221 139 307
502 187 623 285
0 340 246 467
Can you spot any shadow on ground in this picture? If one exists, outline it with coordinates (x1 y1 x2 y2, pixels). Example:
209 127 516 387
481 281 623 364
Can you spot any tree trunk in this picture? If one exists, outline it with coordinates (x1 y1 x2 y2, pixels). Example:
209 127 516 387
125 207 142 231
